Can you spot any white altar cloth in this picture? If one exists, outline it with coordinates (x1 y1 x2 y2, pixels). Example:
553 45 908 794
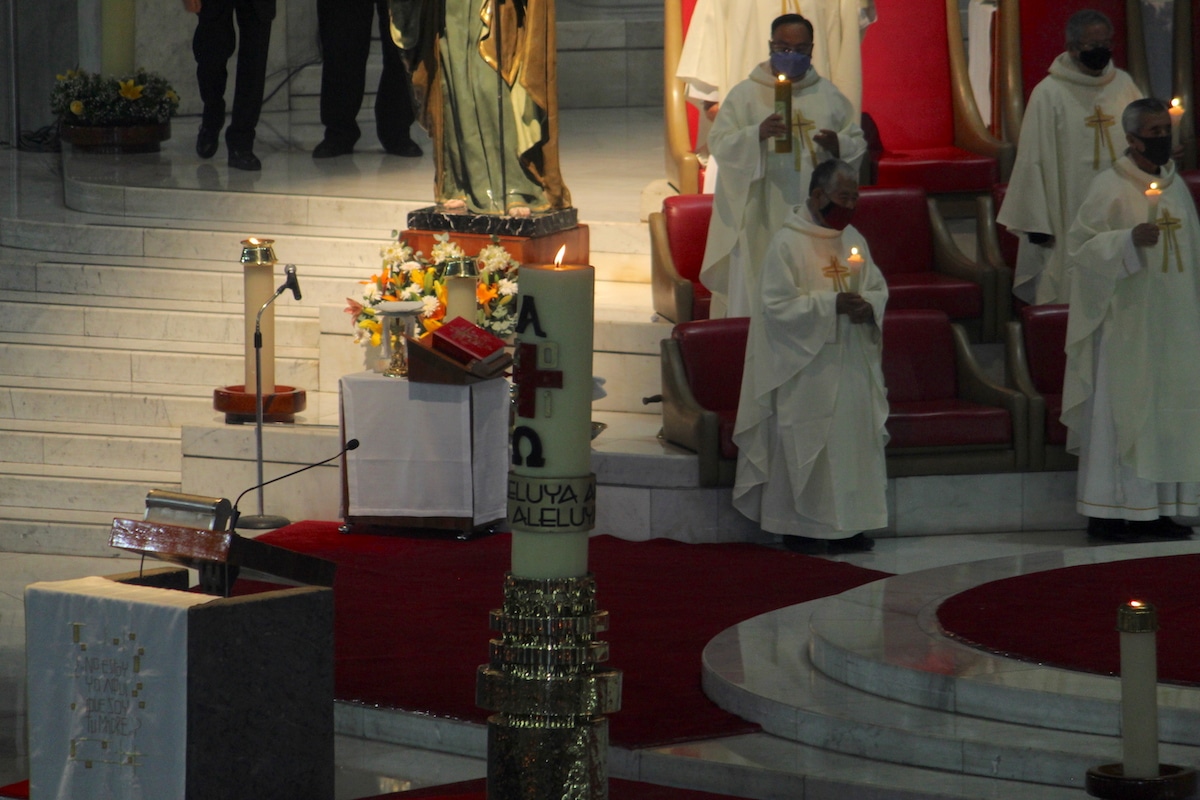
340 373 509 525
26 576 213 800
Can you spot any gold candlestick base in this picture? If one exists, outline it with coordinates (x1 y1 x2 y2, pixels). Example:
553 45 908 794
477 574 622 800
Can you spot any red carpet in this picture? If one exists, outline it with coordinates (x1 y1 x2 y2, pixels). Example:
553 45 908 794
255 522 890 749
937 554 1200 683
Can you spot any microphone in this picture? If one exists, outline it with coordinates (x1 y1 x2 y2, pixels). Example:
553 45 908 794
283 264 301 301
231 438 359 530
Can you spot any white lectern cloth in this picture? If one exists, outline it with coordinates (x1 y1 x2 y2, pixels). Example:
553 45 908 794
340 373 509 523
26 576 213 800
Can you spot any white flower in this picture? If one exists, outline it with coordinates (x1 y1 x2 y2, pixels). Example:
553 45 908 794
401 260 422 272
497 278 517 296
421 295 441 317
400 286 422 301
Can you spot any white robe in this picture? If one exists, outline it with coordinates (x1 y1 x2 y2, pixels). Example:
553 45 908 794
996 53 1142 305
699 65 866 318
675 0 875 115
733 207 889 538
1063 156 1200 520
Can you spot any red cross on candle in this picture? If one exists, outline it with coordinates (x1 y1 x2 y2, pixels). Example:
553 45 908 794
513 341 564 418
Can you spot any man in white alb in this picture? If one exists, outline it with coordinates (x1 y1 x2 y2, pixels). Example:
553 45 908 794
996 9 1142 305
1063 98 1200 543
733 159 888 554
698 14 866 319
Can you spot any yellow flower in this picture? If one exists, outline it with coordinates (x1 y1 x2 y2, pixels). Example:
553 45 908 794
166 90 179 103
69 100 84 116
118 79 144 101
56 69 79 81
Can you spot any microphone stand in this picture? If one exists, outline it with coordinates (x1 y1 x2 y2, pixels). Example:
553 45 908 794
239 271 298 530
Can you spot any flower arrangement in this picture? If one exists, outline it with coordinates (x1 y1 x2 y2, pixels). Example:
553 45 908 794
51 68 180 127
346 232 520 347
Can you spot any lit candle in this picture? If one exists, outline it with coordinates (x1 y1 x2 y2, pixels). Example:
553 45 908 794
1169 98 1184 149
847 246 865 292
1118 600 1159 780
774 74 792 154
1145 182 1162 224
508 246 596 579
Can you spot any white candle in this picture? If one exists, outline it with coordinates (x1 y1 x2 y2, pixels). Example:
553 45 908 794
1145 182 1162 225
508 248 595 579
444 275 476 324
1118 600 1159 780
241 239 275 394
1169 98 1184 150
846 246 865 292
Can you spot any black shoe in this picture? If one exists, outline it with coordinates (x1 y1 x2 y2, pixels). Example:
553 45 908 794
196 125 220 159
782 535 829 555
1128 516 1195 540
228 149 261 171
1087 517 1135 542
384 139 423 157
313 138 354 159
828 533 875 554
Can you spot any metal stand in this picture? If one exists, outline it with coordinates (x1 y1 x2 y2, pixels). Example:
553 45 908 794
238 272 299 530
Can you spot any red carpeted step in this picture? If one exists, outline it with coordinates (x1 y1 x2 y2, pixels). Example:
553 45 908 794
256 523 890 749
937 554 1200 682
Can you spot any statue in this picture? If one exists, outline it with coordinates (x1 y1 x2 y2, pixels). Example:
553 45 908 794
390 0 571 217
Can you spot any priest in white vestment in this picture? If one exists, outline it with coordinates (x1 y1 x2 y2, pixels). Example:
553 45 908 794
1063 98 1199 543
733 160 888 554
996 9 1142 305
676 0 875 119
698 15 866 319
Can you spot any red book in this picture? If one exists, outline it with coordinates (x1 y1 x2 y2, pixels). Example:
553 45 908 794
431 317 506 365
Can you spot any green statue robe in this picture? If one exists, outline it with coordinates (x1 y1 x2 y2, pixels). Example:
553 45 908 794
390 0 571 214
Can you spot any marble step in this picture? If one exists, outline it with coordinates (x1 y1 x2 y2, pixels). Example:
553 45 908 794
0 471 175 516
0 341 317 392
0 516 131 558
0 425 181 473
334 704 1087 800
0 312 318 351
2 384 232 428
56 173 653 262
702 599 1198 788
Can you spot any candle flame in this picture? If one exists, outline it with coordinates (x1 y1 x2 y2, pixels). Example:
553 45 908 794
1129 600 1144 608
777 73 787 83
553 245 567 267
1150 182 1158 191
850 246 859 257
1172 98 1181 109
247 237 260 245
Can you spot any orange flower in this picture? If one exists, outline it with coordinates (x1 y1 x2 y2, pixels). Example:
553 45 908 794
477 282 499 304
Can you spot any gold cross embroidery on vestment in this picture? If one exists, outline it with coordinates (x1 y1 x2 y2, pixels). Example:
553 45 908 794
1154 207 1184 273
792 111 818 170
781 0 801 12
1084 105 1118 169
823 256 851 291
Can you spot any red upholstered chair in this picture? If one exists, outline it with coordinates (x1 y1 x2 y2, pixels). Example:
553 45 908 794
664 0 705 195
660 317 750 486
995 0 1150 146
1005 305 1075 471
861 0 1012 198
883 309 1028 476
853 186 998 341
977 182 1026 333
650 194 713 323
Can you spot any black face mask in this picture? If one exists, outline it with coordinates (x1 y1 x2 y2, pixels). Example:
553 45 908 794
1132 133 1172 167
1078 46 1112 72
819 200 855 231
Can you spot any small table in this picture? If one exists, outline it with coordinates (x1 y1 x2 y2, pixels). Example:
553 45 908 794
339 372 509 534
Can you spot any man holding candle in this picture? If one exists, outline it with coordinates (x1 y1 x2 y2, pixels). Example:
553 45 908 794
1062 98 1200 543
732 159 888 555
997 9 1143 305
699 14 866 319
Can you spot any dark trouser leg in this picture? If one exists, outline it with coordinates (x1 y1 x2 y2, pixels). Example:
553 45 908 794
225 0 272 151
317 0 373 147
373 0 416 149
193 0 238 130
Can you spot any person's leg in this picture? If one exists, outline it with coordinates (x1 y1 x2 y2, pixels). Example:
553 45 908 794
193 0 237 156
316 0 373 153
225 0 273 166
373 0 420 155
